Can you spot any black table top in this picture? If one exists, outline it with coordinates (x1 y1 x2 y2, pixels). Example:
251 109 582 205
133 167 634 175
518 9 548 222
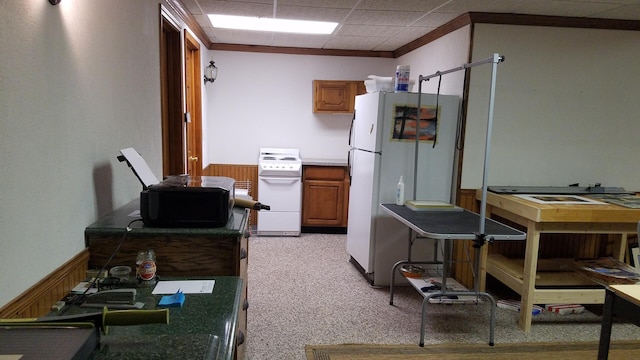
380 204 526 240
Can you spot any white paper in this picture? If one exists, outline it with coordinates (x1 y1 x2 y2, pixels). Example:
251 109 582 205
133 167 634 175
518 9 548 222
514 194 605 205
119 147 159 188
151 280 215 294
71 281 99 294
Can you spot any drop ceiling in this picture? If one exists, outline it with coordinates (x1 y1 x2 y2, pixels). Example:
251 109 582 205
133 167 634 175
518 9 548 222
181 0 640 52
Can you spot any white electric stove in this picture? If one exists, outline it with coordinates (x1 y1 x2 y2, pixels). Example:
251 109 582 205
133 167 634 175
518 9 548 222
257 148 302 236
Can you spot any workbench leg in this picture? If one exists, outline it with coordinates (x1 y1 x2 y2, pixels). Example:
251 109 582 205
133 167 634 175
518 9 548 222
597 289 615 360
519 220 540 332
612 233 628 262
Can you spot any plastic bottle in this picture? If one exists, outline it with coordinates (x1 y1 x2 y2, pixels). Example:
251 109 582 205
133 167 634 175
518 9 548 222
394 65 410 92
396 176 405 205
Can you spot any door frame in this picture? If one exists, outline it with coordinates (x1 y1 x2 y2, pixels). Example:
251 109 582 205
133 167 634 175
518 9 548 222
159 7 203 177
184 31 203 176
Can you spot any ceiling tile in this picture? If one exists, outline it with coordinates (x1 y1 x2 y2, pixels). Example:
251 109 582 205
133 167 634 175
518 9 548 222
593 4 640 20
189 0 640 52
413 12 463 27
336 24 407 37
274 5 353 22
345 10 427 26
323 35 390 50
517 0 626 18
356 0 452 12
277 0 360 8
270 33 332 48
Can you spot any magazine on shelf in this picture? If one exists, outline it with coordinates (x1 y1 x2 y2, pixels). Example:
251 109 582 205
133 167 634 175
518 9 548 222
405 277 483 304
573 257 640 285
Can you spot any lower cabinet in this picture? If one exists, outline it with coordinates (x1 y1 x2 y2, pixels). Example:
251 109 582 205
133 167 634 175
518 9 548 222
302 165 349 227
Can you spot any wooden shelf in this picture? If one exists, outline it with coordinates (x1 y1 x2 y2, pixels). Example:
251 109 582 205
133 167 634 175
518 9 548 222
488 254 597 286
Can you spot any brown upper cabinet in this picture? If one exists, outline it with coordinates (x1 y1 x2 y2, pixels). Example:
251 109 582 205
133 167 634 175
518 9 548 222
313 80 366 113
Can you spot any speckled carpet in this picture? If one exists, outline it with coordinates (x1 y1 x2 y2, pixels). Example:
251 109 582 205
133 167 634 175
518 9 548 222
245 234 640 360
305 341 640 360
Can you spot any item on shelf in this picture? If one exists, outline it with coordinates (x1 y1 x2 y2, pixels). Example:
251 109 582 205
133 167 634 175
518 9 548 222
406 277 483 304
396 176 405 205
394 65 411 92
400 264 426 278
497 299 544 315
109 266 132 282
545 304 585 315
364 75 415 93
136 249 157 286
574 257 640 285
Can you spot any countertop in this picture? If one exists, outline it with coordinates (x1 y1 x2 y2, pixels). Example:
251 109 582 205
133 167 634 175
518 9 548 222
85 199 249 237
47 276 242 360
301 158 348 167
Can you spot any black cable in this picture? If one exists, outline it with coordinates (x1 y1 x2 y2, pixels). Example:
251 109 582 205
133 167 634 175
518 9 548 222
433 74 442 149
60 217 143 313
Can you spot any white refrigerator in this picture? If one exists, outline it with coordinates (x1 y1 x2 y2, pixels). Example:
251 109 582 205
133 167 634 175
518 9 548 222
346 91 460 286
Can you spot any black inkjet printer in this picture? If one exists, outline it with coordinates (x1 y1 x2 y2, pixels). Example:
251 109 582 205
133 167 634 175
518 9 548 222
118 148 234 228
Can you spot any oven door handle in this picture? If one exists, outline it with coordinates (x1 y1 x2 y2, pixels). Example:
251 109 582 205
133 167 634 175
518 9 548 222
259 177 300 184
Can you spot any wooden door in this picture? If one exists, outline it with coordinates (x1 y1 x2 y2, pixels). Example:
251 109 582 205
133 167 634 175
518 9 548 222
160 14 184 176
184 32 203 176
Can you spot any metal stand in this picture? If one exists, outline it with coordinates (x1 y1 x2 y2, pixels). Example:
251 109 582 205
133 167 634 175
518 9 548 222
413 53 505 346
415 53 504 230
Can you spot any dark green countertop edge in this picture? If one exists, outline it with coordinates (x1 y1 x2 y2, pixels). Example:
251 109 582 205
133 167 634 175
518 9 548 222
47 276 243 360
85 199 250 237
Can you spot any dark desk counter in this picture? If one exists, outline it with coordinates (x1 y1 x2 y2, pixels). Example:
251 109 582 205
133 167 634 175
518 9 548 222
86 199 249 237
85 199 250 277
48 276 242 360
85 200 250 358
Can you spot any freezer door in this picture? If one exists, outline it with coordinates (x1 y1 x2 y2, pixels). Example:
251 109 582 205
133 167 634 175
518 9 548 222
352 93 382 152
346 149 379 273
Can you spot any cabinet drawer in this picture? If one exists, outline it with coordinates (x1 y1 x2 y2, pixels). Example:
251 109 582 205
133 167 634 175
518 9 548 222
303 166 346 180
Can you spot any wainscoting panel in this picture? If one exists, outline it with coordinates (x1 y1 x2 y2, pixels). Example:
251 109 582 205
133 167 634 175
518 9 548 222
204 164 259 228
0 249 89 319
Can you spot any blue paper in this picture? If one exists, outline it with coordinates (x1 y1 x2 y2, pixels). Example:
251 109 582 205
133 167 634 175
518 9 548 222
159 290 185 307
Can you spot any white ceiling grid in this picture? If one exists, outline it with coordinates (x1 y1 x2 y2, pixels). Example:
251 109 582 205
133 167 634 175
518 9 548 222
180 0 640 51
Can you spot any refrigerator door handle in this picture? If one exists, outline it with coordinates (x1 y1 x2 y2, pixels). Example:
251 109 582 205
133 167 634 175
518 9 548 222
348 110 355 147
347 148 352 185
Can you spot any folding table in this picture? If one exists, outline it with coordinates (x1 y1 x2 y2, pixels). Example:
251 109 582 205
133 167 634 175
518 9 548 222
381 203 525 346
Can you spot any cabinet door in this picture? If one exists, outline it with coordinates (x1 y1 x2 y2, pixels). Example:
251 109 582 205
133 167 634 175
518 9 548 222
313 80 365 113
302 179 345 226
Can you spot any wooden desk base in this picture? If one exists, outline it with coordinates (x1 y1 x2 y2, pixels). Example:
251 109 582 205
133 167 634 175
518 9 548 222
479 191 640 332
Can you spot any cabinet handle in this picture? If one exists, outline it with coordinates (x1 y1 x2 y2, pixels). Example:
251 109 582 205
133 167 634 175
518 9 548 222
240 248 247 260
236 330 245 346
243 299 249 311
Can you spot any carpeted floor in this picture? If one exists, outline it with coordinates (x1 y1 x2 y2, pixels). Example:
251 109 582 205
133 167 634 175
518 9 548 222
305 341 640 360
245 234 640 360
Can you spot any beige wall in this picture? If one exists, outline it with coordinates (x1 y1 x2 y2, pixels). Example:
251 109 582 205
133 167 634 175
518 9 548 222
0 0 163 307
463 24 640 191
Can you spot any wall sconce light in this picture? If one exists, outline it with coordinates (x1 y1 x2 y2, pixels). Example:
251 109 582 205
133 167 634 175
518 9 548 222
204 60 218 84
49 0 62 5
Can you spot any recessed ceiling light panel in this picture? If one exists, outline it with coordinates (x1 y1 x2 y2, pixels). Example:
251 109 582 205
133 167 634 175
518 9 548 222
208 14 338 35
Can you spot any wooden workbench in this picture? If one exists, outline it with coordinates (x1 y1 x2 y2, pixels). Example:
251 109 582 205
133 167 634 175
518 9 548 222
477 190 640 332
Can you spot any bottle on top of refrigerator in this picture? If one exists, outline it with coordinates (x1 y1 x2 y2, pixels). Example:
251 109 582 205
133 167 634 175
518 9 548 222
394 65 410 92
396 176 405 205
